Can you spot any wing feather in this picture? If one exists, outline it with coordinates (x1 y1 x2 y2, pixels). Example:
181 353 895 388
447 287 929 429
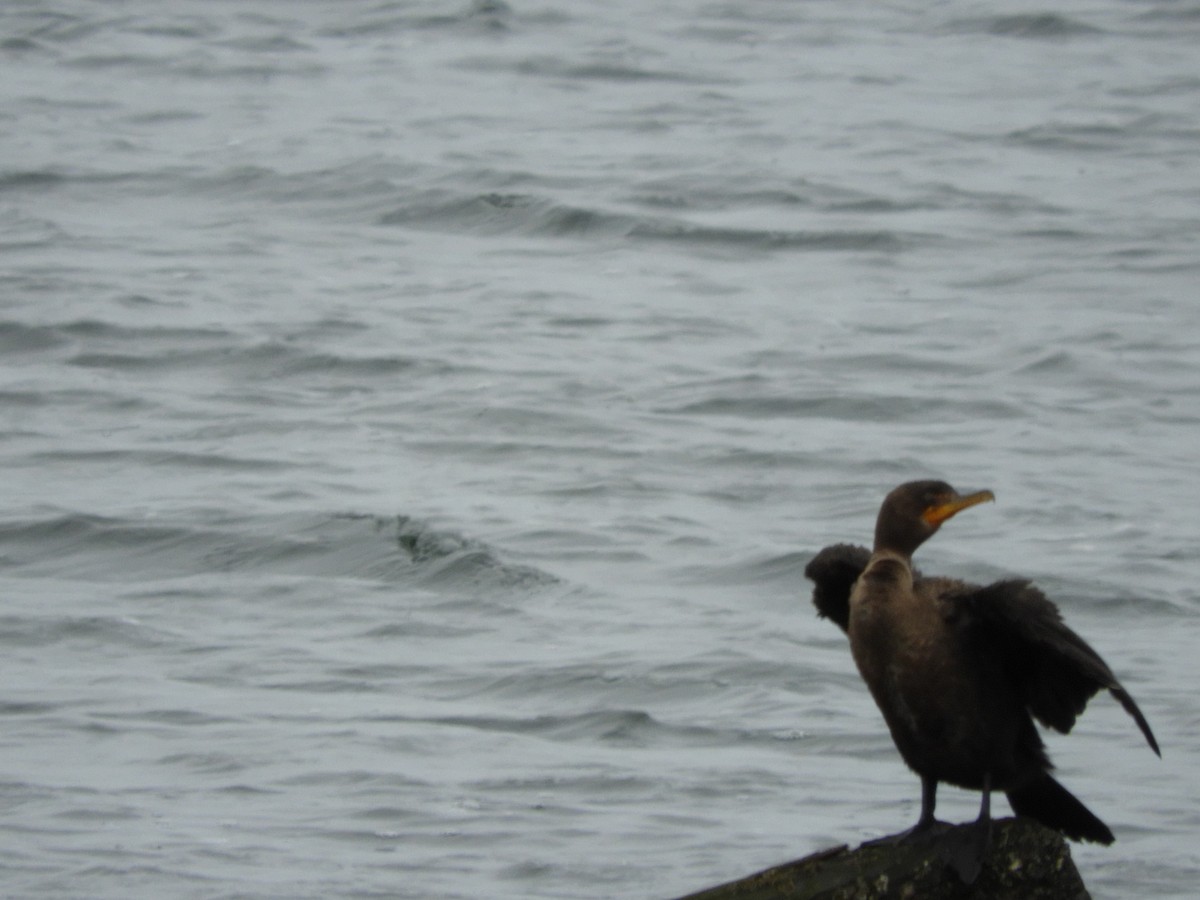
947 580 1159 756
804 543 870 633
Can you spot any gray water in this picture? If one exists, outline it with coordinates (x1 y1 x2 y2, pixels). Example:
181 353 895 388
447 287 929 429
3 1 1199 897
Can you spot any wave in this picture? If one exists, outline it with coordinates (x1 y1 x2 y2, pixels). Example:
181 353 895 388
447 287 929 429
452 52 722 85
658 392 1023 422
0 510 557 592
941 13 1104 39
378 706 802 749
0 613 172 651
394 515 559 590
0 317 467 386
1004 120 1139 154
0 170 71 193
379 190 912 252
2 158 914 258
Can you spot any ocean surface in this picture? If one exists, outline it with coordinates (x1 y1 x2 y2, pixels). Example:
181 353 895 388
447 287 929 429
3 1 1199 897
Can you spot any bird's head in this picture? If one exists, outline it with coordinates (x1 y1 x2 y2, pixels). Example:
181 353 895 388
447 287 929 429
873 480 994 558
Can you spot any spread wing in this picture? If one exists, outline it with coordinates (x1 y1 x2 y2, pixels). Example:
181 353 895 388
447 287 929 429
946 579 1160 756
804 543 871 633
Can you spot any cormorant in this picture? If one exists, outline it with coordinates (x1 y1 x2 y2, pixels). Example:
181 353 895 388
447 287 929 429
804 480 1159 881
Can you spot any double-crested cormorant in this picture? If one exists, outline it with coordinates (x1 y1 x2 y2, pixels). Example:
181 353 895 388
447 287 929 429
805 481 1159 880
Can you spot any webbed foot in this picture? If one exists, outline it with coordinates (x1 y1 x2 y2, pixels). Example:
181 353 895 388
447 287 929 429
935 817 992 885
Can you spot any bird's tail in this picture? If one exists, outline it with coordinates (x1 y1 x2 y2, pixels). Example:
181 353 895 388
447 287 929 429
1006 773 1114 844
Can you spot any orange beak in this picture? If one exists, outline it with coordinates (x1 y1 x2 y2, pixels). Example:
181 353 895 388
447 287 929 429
921 489 995 527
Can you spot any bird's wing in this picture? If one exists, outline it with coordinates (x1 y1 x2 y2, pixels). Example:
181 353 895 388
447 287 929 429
804 543 871 633
943 579 1159 756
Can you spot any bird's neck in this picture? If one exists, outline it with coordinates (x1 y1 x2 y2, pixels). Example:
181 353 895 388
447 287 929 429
856 550 915 597
873 516 934 559
869 541 914 564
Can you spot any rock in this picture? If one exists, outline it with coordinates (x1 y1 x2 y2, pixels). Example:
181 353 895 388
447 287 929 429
671 817 1091 900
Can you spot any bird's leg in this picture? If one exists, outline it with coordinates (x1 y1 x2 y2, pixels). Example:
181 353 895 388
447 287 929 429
914 774 938 832
867 776 947 847
974 776 993 844
902 775 943 836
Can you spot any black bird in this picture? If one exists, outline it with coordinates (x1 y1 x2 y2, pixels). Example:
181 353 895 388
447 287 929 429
805 481 1159 879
